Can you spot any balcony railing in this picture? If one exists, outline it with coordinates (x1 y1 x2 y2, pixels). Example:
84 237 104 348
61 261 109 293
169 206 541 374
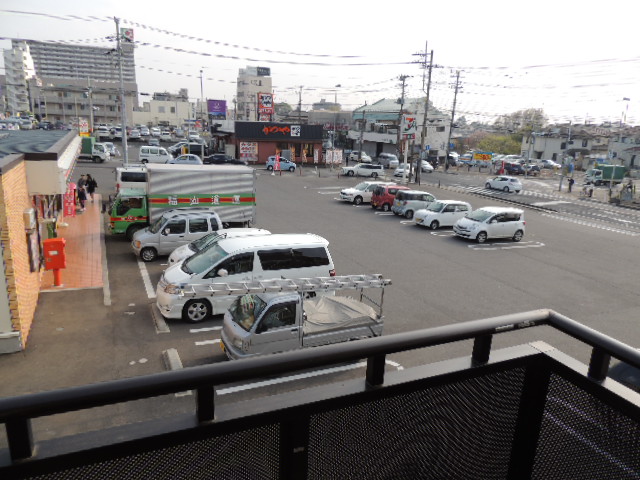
1 309 639 479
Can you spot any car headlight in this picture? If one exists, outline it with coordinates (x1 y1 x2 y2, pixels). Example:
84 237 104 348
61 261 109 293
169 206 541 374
163 283 181 294
133 240 141 248
233 337 243 349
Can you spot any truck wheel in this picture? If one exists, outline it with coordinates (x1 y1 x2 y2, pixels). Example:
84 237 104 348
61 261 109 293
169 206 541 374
126 224 145 241
93 156 99 163
140 247 158 262
183 299 211 323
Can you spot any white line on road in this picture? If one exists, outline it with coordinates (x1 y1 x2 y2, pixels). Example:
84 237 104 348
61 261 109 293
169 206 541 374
195 339 220 346
137 259 156 299
469 241 545 251
531 200 571 206
190 326 222 333
216 359 405 395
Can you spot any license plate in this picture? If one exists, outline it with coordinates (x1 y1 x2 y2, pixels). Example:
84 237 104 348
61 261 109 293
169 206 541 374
415 218 423 224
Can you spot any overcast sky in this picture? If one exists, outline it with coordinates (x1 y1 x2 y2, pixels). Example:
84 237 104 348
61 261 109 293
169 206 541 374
1 0 638 125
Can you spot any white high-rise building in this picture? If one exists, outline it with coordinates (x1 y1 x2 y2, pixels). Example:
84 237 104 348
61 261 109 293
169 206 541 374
236 66 273 122
3 41 37 115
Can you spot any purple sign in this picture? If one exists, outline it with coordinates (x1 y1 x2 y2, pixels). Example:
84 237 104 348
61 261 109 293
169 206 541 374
207 100 227 120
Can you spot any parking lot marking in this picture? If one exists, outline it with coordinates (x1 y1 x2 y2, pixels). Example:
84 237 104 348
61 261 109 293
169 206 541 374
216 361 368 395
216 358 404 395
195 339 220 346
400 220 414 225
190 326 222 333
531 200 571 206
137 259 156 299
468 241 545 251
430 231 455 237
374 212 394 216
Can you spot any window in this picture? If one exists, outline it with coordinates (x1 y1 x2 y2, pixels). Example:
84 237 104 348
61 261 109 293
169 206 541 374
212 253 254 277
170 107 175 114
189 218 208 233
208 217 220 231
436 126 445 132
258 247 329 271
164 219 186 234
158 106 165 113
560 142 567 149
121 172 146 183
444 205 456 213
582 139 588 147
257 303 297 333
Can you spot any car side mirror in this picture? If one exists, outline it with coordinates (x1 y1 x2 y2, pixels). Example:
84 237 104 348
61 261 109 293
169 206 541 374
217 268 228 277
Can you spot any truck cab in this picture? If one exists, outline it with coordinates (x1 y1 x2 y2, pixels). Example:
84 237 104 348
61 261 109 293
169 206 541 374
109 188 148 239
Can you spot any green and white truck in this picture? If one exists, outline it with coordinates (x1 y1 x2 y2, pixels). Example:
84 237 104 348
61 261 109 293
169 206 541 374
585 165 626 186
109 163 257 239
78 136 110 163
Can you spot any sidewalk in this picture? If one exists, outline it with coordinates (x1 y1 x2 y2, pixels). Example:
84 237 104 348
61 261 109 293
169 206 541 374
40 194 106 292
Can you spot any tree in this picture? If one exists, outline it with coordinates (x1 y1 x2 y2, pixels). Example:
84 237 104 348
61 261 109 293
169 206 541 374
275 103 292 115
477 135 521 155
494 108 548 133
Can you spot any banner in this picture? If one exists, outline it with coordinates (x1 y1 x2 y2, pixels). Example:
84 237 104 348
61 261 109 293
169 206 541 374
207 100 227 120
258 93 274 114
239 142 258 163
401 115 417 139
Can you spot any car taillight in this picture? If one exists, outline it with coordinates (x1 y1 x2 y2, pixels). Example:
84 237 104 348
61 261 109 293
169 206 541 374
329 269 336 277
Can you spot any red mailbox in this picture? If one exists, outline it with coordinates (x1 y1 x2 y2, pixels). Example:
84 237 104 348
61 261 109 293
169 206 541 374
43 238 67 271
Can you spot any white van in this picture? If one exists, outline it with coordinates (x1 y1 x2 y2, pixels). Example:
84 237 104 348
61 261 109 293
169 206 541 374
131 209 223 262
156 233 336 322
139 146 172 164
115 165 147 192
168 228 271 265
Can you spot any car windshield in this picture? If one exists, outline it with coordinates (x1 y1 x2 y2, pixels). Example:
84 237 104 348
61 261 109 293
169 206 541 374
229 294 268 332
354 182 367 191
182 244 229 275
149 216 167 234
466 209 494 222
427 202 445 212
191 232 221 252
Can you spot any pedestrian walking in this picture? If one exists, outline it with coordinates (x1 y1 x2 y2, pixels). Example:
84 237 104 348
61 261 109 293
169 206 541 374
568 177 575 193
86 174 98 202
77 184 87 211
77 174 87 191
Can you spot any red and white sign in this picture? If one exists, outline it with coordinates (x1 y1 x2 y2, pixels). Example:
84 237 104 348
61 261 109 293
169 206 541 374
275 154 281 171
64 183 76 217
258 93 274 114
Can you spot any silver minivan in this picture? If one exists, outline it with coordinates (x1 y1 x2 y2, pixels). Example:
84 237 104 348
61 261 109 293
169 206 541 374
131 209 223 262
391 190 436 219
156 233 336 322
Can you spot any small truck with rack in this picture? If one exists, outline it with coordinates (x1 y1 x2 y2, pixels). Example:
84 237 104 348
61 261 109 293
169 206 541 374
180 274 391 360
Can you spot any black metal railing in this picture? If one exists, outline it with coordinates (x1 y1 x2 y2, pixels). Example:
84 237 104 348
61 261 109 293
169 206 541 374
1 309 640 479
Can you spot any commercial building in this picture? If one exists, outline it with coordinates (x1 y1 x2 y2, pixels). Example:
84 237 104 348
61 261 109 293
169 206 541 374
236 66 273 122
0 130 80 353
132 90 192 128
3 39 137 128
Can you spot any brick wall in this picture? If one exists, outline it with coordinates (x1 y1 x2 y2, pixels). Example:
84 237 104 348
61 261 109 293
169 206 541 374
0 161 42 349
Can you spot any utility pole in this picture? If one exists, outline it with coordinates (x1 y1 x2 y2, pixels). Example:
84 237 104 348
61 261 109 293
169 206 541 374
297 86 303 123
87 76 94 134
200 69 205 132
358 109 366 159
444 70 461 172
114 17 129 165
414 42 434 184
396 75 409 157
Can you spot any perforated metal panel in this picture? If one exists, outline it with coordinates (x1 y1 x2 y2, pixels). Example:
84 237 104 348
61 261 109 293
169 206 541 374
307 368 526 480
25 424 280 480
532 373 640 480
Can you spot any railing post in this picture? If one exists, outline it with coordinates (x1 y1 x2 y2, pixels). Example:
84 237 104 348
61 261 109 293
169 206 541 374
366 354 386 387
196 385 216 422
506 363 551 479
6 417 34 461
472 334 493 366
588 346 611 382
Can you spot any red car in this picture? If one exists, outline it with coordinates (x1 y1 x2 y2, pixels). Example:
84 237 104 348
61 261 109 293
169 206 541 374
371 184 410 212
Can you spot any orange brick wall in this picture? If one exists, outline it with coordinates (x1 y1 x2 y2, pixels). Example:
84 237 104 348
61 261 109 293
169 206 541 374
0 161 42 349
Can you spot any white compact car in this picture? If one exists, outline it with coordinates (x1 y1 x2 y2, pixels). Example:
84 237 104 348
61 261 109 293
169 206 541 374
413 200 472 230
340 181 392 205
453 206 525 243
485 176 522 193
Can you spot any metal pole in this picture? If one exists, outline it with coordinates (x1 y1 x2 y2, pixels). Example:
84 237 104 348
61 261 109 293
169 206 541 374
115 17 129 165
419 47 433 184
87 76 94 134
200 69 204 133
358 109 365 160
445 71 461 172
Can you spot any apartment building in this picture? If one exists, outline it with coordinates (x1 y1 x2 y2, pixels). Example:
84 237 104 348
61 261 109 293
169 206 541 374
236 66 273 122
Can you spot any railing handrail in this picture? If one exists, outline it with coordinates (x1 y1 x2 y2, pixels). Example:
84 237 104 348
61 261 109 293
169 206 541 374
2 308 640 423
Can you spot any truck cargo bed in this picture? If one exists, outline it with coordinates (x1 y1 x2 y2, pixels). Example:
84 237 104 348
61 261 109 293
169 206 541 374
303 296 381 335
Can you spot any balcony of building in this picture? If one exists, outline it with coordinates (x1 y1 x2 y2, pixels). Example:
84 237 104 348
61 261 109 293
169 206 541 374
1 310 639 479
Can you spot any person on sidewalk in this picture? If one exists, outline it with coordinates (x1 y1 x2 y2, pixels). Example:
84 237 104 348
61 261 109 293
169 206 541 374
86 174 98 202
77 174 87 191
568 177 575 193
77 184 87 211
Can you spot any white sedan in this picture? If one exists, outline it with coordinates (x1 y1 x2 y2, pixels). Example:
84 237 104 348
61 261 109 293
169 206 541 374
414 160 434 173
485 175 522 193
414 200 472 230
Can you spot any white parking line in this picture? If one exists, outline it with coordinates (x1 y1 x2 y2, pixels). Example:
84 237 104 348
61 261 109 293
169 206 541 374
468 241 545 250
216 359 404 395
195 339 220 346
190 326 222 333
137 259 156 299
